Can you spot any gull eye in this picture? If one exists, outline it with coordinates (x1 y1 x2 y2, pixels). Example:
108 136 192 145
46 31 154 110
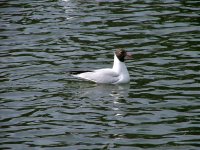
119 49 124 54
120 50 125 56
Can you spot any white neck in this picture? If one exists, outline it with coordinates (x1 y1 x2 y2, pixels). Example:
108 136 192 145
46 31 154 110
112 53 127 73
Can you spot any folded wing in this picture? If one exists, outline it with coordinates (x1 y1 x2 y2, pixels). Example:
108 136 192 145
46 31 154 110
74 68 119 84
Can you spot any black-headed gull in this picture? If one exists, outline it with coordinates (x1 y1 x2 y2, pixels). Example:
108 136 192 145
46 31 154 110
70 49 132 84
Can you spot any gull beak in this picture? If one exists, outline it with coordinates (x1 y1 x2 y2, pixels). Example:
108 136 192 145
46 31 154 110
125 52 132 59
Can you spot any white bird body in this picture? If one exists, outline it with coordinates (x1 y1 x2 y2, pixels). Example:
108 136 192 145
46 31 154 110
72 49 131 84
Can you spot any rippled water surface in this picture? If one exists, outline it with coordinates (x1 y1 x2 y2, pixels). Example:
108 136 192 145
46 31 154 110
1 0 200 149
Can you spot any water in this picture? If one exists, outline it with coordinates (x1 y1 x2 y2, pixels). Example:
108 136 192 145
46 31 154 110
0 0 200 149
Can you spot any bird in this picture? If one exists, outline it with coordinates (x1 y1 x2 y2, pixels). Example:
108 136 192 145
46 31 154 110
70 48 132 84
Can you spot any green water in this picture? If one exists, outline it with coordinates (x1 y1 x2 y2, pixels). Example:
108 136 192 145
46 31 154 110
0 0 200 149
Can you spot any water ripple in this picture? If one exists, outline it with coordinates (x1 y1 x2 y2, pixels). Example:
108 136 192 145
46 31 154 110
0 0 199 149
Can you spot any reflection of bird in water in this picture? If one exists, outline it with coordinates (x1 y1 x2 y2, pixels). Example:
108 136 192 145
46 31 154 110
79 84 130 100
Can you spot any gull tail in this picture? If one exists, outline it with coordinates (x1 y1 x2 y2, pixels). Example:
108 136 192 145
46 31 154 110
66 70 93 75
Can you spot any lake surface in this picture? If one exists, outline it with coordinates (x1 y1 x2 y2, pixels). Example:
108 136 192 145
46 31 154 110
0 0 200 149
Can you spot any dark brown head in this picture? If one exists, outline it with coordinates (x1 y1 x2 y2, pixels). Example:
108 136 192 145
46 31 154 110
115 48 131 62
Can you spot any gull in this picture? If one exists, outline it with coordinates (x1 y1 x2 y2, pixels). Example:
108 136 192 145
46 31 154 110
70 49 132 84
